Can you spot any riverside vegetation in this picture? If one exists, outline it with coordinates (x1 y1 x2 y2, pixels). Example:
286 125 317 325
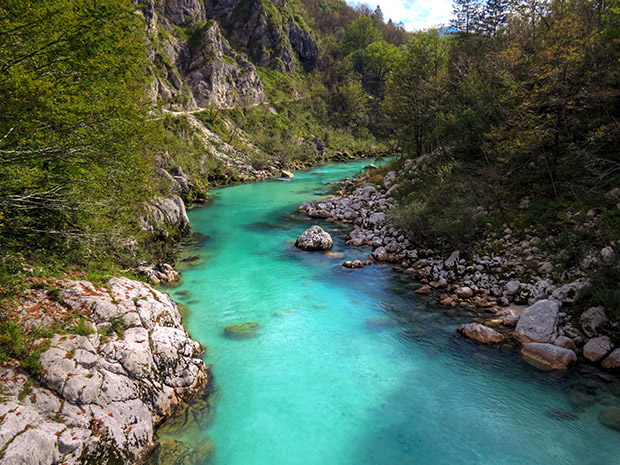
0 0 619 462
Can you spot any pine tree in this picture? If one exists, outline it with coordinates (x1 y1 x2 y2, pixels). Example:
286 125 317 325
451 0 483 34
373 5 384 22
482 0 509 36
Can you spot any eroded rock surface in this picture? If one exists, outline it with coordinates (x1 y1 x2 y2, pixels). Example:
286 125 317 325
143 195 191 238
0 278 208 465
295 226 333 251
184 22 267 108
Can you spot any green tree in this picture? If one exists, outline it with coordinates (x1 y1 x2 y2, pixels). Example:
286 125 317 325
342 15 382 54
329 80 371 132
383 30 451 156
356 40 401 96
451 0 483 34
0 0 156 272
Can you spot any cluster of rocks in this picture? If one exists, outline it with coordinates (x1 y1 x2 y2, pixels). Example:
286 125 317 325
137 262 181 285
0 277 208 464
142 194 191 240
296 162 618 374
156 164 202 202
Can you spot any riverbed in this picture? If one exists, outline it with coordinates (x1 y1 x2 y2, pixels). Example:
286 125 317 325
161 159 620 465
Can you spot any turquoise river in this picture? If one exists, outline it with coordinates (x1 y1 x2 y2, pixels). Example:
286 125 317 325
160 159 620 464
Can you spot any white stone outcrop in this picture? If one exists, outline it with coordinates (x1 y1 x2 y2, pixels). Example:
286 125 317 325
0 278 208 465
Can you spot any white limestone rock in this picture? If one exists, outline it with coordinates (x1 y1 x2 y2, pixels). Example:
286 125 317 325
514 300 560 344
0 277 208 465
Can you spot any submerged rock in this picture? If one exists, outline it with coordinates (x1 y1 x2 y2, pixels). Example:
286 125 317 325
295 225 333 251
326 251 344 258
521 342 577 370
599 409 620 431
224 322 261 339
514 300 559 344
151 437 215 465
457 323 504 344
273 308 298 317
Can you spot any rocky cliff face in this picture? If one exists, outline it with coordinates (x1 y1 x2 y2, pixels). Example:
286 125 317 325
205 0 318 72
0 277 208 465
138 0 318 109
184 22 267 108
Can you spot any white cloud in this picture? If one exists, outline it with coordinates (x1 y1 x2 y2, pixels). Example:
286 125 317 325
348 0 453 31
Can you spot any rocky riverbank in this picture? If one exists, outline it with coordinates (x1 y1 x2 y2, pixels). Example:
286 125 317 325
297 158 619 374
0 277 208 464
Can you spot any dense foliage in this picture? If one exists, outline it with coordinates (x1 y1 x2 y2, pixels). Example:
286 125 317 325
1 0 618 317
0 0 162 298
301 0 411 136
383 0 620 258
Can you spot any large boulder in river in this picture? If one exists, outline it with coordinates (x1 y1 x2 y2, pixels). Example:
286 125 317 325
521 343 577 370
457 323 504 344
295 226 333 251
514 300 559 344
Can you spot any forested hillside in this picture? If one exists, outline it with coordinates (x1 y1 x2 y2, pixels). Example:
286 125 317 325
1 0 620 462
1 0 618 317
379 0 620 317
0 0 402 304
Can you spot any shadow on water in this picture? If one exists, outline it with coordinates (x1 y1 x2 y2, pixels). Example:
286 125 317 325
149 377 216 465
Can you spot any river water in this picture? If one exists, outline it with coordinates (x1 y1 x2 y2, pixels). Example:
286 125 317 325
162 159 620 465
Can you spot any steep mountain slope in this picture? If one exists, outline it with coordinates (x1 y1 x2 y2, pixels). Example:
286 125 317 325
138 0 318 110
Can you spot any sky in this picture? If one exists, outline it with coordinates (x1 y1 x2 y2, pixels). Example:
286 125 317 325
348 0 453 31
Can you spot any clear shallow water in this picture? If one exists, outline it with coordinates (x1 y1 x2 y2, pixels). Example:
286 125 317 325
165 160 620 465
